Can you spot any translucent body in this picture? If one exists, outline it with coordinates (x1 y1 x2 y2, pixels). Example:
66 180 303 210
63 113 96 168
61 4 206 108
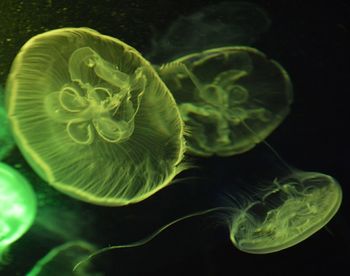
0 162 36 256
0 86 14 160
148 2 271 62
228 171 342 253
27 240 100 276
158 46 293 156
5 27 185 206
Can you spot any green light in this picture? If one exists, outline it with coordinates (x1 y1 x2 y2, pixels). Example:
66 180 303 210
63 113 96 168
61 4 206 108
0 162 36 256
0 86 14 160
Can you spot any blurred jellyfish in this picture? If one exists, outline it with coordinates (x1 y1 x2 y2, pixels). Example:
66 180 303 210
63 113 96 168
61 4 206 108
5 27 186 206
158 46 293 156
0 162 36 262
0 86 14 160
27 240 102 276
147 1 271 63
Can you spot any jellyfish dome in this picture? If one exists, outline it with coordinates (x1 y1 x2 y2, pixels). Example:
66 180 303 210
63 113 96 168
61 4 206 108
228 171 342 254
5 27 185 206
0 162 36 256
158 46 293 157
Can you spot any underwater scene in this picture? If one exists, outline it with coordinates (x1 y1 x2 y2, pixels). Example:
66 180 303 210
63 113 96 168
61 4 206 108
0 0 349 275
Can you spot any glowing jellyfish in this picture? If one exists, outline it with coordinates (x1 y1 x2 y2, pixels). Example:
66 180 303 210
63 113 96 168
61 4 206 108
0 162 37 259
0 86 14 160
158 46 293 156
147 1 271 63
5 27 186 206
73 170 342 269
27 240 100 276
228 171 342 253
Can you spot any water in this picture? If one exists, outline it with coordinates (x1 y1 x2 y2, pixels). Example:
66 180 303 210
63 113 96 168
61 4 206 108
0 1 349 275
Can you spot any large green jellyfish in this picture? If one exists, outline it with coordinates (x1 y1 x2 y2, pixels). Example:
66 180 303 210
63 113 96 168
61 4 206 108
5 27 186 206
0 85 14 160
0 162 37 260
228 170 342 253
27 240 101 276
158 46 293 156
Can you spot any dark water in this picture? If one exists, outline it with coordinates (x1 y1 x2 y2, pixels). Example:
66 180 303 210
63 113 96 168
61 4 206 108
0 0 349 275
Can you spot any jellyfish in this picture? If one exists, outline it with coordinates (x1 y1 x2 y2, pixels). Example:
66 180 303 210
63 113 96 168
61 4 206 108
0 162 37 262
5 27 186 206
0 85 14 160
226 170 342 253
77 171 341 268
158 46 293 157
73 170 342 270
27 240 101 276
147 1 271 63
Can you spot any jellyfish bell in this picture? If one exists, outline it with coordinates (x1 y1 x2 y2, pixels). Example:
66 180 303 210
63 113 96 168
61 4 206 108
5 27 186 206
157 46 293 157
217 136 343 254
0 162 37 260
227 170 342 254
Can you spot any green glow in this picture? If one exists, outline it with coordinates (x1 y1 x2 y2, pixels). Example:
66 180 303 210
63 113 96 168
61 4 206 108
158 46 293 156
0 86 14 160
5 27 186 206
0 162 36 256
27 240 99 276
228 171 342 253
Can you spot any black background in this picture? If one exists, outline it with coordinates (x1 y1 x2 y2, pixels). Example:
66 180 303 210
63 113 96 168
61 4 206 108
0 0 349 275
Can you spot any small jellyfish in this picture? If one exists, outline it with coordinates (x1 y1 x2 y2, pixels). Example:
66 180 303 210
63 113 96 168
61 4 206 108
73 170 342 270
227 170 342 253
27 240 101 276
0 162 37 261
5 27 186 206
147 1 271 63
158 46 293 156
0 85 14 160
